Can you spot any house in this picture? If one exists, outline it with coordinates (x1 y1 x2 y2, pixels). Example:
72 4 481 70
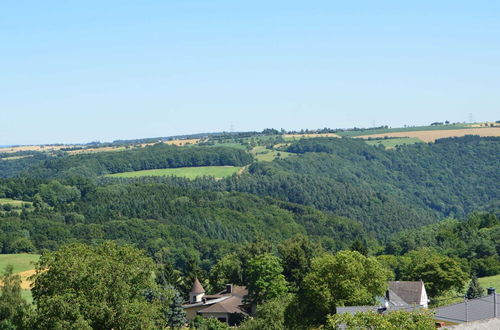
386 280 428 308
182 278 249 326
337 280 428 315
434 288 499 326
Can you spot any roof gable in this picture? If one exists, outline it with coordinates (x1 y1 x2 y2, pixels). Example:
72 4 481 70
388 281 424 305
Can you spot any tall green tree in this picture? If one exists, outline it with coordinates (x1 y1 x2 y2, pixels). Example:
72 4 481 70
239 293 293 330
164 286 186 329
402 248 468 298
278 234 320 290
466 275 484 299
244 254 288 305
30 241 173 329
291 251 388 327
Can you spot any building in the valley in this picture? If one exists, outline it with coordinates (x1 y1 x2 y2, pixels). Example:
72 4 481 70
386 280 428 308
182 278 249 326
337 280 429 315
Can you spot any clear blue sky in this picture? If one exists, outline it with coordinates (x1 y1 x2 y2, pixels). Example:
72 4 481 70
1 1 499 145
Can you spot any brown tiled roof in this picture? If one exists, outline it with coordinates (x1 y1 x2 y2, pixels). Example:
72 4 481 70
190 278 205 294
388 281 423 305
198 295 247 315
196 285 248 315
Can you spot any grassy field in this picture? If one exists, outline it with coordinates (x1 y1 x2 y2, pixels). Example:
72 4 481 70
479 274 500 291
0 254 40 303
251 146 294 161
0 199 33 215
0 254 40 274
0 198 28 207
106 166 242 179
365 137 424 148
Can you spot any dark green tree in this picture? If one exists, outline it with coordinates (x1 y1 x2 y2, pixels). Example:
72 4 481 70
350 238 369 256
466 275 484 299
278 234 320 290
165 286 187 329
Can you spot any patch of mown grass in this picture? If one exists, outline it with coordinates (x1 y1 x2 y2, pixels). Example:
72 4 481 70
479 274 500 291
251 146 293 161
0 254 40 274
365 137 424 149
106 166 242 179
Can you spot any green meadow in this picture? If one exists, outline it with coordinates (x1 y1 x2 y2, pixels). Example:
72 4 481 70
251 146 294 162
0 198 31 207
364 137 424 149
479 274 500 291
0 254 40 274
0 254 40 303
106 166 242 179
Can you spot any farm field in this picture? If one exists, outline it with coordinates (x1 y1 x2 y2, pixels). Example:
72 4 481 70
0 155 33 161
0 254 39 303
251 146 294 161
337 124 472 137
479 274 500 291
163 138 201 146
0 254 40 293
0 144 79 154
106 166 242 179
365 137 424 148
356 127 500 143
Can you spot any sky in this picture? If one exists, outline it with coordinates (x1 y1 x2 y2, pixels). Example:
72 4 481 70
1 1 499 145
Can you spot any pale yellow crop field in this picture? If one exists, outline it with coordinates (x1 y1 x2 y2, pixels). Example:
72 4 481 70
356 127 500 143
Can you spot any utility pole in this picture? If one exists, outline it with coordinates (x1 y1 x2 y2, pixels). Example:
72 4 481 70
465 298 468 322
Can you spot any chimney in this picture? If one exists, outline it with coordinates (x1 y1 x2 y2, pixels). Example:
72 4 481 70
226 284 233 294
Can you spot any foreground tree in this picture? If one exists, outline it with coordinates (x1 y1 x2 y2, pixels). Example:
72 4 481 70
325 310 435 330
288 251 388 327
239 293 293 330
0 265 32 329
403 248 468 298
30 241 173 329
245 253 288 305
189 316 230 330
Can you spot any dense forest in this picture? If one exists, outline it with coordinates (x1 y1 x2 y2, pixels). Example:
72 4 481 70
0 134 499 328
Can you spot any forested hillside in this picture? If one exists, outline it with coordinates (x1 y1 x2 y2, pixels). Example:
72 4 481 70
96 136 499 238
